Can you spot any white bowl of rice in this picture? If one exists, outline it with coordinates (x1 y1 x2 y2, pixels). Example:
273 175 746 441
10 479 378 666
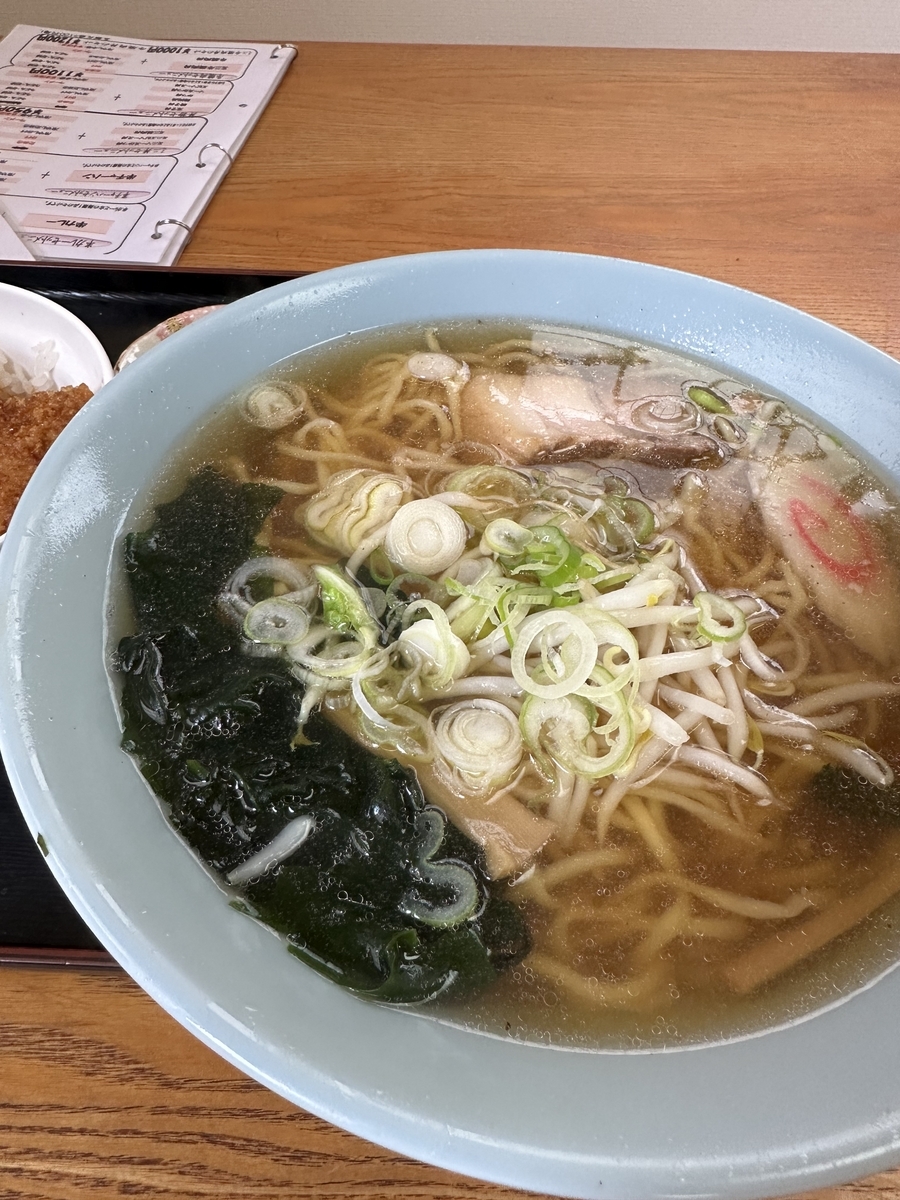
0 280 112 394
0 280 114 538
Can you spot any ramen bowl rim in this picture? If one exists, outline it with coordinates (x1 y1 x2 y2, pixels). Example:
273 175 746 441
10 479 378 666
3 249 900 1200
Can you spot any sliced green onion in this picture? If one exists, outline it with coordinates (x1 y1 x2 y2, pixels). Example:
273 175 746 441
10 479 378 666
384 498 468 576
575 551 611 580
550 590 582 608
345 659 434 758
542 549 583 591
573 609 640 701
442 465 535 508
315 565 379 644
445 586 498 643
693 592 747 643
712 414 745 444
290 631 376 680
448 600 495 643
686 383 733 414
367 545 395 585
364 710 435 762
522 526 579 581
413 805 455 862
351 662 405 730
495 582 556 645
621 498 656 544
520 691 635 780
510 610 598 700
444 568 511 641
244 382 307 429
403 866 479 926
305 469 410 556
482 518 534 557
600 473 630 498
525 525 571 563
243 597 311 645
224 556 317 614
592 566 641 592
433 699 523 793
401 809 480 927
397 599 470 689
498 524 583 590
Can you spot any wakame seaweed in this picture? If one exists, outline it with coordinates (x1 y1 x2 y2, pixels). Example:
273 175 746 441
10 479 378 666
116 468 529 1004
124 466 285 634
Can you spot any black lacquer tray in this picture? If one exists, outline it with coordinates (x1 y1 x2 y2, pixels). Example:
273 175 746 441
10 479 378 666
0 262 297 963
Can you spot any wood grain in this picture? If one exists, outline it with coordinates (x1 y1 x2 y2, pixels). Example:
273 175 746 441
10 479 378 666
3 961 899 1200
183 45 900 359
2 962 900 1200
0 966 550 1200
7 42 900 1200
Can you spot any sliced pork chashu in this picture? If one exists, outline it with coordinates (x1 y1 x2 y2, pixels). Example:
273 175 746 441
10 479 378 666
459 371 723 468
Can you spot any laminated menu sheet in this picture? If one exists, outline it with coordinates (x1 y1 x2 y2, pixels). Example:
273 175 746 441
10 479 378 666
0 25 295 265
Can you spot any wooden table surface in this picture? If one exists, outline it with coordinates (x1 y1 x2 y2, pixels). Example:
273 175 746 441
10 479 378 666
4 40 900 1200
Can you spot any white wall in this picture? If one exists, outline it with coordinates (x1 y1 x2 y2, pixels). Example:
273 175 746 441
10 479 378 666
3 0 900 51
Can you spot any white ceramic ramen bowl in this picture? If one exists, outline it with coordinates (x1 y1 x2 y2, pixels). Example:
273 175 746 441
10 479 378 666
3 251 900 1200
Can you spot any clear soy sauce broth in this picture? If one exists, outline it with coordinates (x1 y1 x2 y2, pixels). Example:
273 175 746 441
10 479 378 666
127 321 900 1049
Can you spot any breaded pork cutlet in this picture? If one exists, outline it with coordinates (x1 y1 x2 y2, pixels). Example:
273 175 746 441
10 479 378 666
0 383 92 533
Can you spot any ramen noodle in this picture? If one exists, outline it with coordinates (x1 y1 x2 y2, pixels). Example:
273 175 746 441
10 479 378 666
115 323 900 1046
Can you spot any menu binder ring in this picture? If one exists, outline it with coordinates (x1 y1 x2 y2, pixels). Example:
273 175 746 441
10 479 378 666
196 142 234 169
271 43 293 57
151 218 192 242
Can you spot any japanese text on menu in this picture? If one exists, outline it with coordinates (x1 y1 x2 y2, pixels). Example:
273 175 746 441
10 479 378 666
0 26 293 263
